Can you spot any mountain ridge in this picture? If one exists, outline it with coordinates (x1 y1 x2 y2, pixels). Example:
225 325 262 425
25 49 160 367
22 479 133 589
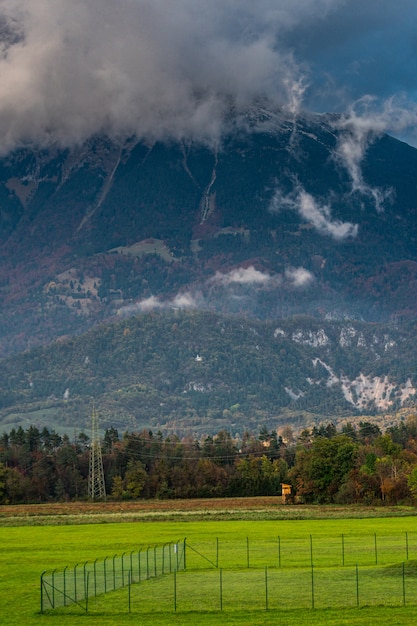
1 309 417 435
1 110 417 432
1 112 417 357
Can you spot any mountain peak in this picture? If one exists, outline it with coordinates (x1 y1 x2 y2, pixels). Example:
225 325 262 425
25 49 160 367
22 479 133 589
0 117 417 357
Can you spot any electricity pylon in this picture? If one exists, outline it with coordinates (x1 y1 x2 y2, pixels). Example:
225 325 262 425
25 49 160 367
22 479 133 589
88 405 106 500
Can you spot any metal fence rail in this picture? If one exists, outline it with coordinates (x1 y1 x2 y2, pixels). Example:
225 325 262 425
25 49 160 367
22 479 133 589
40 539 185 613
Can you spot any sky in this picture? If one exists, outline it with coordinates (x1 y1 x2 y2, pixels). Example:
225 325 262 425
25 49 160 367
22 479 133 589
0 0 416 152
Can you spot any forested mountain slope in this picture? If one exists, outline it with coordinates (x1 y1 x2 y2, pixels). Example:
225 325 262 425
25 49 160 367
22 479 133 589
1 310 416 434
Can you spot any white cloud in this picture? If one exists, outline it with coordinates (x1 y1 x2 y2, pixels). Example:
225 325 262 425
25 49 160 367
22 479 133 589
0 0 311 151
137 296 165 312
117 291 199 316
0 1 416 152
117 296 163 316
210 264 315 290
211 266 273 286
330 96 417 210
172 292 199 309
297 190 358 239
270 187 358 240
285 267 314 287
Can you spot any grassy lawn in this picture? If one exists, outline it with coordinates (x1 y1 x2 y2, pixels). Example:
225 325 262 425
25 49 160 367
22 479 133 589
1 505 417 624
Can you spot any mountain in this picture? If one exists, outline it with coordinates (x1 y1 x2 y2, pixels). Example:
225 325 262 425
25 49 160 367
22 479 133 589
1 108 417 433
1 310 417 435
1 109 417 359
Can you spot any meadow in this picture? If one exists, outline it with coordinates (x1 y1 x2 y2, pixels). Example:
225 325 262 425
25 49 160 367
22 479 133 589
1 501 417 625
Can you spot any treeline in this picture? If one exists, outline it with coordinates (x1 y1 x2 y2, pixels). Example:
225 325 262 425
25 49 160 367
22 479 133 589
2 418 417 505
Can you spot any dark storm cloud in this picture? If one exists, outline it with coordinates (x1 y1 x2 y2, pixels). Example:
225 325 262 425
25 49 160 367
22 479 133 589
0 0 416 152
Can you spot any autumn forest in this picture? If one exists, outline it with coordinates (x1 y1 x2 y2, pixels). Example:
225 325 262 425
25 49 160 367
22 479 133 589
2 417 417 506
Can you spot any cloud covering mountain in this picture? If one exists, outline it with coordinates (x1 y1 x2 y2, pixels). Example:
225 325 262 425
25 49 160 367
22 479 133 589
0 0 416 152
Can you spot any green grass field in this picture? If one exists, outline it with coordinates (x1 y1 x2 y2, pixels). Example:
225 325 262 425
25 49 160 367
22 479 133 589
2 509 417 625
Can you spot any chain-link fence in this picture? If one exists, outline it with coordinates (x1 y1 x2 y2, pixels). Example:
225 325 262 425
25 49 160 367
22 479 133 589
138 562 417 613
40 539 185 613
184 531 417 570
40 532 417 614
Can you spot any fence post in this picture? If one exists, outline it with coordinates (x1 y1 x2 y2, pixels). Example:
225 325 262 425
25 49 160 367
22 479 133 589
51 570 55 609
74 563 79 602
93 559 98 596
63 566 67 606
216 537 219 568
184 538 187 570
146 547 150 579
85 572 89 613
162 544 165 574
311 564 315 609
83 561 88 601
138 549 141 581
128 571 131 613
154 546 157 577
113 554 117 590
122 552 126 587
219 568 223 611
356 564 359 607
104 556 108 593
40 571 46 613
265 566 269 610
130 551 134 582
247 537 250 568
310 535 313 567
174 570 177 612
